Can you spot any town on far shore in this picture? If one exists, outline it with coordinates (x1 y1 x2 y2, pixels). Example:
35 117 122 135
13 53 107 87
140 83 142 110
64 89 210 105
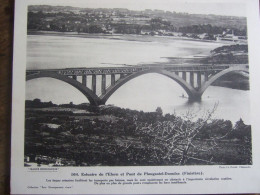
28 5 247 42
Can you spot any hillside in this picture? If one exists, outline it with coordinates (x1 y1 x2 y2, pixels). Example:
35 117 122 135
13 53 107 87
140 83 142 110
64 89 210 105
28 5 247 30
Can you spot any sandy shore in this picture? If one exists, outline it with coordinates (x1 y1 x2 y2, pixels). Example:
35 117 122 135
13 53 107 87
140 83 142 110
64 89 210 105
27 30 224 44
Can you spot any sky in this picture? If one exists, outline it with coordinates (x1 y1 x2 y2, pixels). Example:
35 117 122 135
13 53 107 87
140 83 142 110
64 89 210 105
28 0 247 17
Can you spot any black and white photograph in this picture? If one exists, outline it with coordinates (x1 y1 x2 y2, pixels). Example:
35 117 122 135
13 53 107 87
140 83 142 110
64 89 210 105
24 0 252 167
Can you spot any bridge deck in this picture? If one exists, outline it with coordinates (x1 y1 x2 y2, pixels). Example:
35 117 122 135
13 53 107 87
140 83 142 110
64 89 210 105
26 64 248 75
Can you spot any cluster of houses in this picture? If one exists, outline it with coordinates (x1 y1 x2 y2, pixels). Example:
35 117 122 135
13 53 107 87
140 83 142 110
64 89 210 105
216 30 247 42
138 29 247 42
29 7 247 42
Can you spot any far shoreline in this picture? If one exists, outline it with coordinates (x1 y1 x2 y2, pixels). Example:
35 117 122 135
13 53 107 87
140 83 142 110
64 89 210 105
27 30 233 44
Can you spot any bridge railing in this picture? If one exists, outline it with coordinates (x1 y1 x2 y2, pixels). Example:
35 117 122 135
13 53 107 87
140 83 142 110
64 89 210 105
26 64 248 76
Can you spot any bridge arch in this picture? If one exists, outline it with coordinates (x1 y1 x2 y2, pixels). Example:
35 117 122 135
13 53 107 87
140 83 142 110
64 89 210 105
199 66 249 95
26 72 101 106
100 69 199 104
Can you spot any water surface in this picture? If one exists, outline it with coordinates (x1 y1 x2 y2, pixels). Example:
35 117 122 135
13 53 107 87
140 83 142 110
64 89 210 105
26 34 250 124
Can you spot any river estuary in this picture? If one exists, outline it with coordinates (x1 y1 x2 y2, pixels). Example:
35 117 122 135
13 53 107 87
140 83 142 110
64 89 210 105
26 34 250 124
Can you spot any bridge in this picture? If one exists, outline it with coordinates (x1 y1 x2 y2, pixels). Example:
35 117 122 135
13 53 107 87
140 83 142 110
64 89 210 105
26 64 249 106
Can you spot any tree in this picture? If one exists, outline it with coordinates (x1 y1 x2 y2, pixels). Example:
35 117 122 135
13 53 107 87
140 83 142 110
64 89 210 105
135 103 233 165
155 107 163 116
33 98 41 103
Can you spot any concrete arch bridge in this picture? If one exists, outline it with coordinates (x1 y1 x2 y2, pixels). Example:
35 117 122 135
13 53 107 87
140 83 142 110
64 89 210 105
26 64 249 106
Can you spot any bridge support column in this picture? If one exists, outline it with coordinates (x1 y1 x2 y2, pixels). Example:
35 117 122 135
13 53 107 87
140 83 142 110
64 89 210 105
92 75 96 94
190 72 194 87
82 75 87 86
72 75 77 80
182 72 186 81
175 71 179 76
102 74 106 95
111 74 115 86
197 72 201 88
205 72 209 81
189 92 202 102
120 74 125 79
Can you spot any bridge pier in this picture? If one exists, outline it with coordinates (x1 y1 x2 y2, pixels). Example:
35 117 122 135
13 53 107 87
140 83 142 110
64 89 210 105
182 72 186 81
197 72 201 88
92 75 96 94
188 92 202 102
190 72 194 87
82 75 87 86
111 74 115 86
120 74 125 79
205 72 209 81
102 74 106 95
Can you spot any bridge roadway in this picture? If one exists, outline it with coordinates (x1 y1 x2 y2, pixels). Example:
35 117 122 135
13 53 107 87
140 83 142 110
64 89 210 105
26 64 249 106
